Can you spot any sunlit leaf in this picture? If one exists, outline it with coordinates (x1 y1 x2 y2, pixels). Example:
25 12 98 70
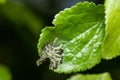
67 72 112 80
102 0 120 59
37 1 105 73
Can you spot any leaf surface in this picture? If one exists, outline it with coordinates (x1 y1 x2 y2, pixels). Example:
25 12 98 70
102 0 120 59
37 2 105 73
67 72 112 80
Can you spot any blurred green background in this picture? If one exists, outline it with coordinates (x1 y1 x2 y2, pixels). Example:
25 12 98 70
0 0 120 80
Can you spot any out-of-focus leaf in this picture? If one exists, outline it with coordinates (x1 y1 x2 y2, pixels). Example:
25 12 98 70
0 0 6 4
37 1 105 73
0 65 12 80
0 2 44 35
67 72 112 80
102 0 120 59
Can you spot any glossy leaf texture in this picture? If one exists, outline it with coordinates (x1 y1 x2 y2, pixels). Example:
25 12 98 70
102 0 120 59
67 72 112 80
37 1 105 73
0 65 12 80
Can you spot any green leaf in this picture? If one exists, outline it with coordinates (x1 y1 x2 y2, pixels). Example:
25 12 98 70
102 0 120 59
67 72 112 80
0 65 12 80
37 1 105 73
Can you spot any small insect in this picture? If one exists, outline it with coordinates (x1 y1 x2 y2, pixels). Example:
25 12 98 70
36 38 63 69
